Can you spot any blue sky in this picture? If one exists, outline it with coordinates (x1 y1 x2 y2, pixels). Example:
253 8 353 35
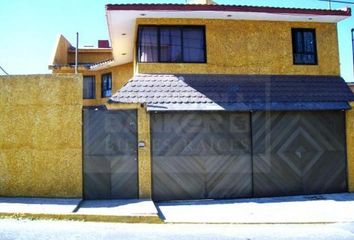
0 0 353 81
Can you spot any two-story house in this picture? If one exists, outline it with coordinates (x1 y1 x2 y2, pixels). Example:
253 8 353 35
50 1 354 201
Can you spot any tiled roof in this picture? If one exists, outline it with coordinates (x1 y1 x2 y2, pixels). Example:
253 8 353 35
109 74 354 111
106 4 351 16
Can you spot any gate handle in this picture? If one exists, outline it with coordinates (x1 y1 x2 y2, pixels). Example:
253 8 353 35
138 141 145 148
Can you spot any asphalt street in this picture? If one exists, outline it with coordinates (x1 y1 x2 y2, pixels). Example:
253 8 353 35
0 219 353 240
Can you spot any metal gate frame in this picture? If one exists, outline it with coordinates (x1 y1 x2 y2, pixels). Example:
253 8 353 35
251 111 347 197
83 108 139 200
150 112 252 201
150 110 348 201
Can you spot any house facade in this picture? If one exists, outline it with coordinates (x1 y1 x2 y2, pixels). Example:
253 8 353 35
50 2 354 201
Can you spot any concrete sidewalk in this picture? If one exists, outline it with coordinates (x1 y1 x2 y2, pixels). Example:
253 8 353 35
0 197 80 215
0 198 161 223
75 199 160 222
157 193 354 224
1 193 354 224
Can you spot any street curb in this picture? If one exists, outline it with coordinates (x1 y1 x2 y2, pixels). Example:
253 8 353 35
0 212 163 224
1 213 353 224
163 221 344 225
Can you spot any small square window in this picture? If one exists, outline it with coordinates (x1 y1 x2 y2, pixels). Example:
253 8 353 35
292 28 318 65
83 76 95 99
101 73 112 98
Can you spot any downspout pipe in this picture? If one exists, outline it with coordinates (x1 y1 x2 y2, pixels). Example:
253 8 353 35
352 29 354 79
75 32 79 74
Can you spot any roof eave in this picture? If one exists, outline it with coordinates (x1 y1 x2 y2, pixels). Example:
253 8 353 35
48 65 90 71
68 48 113 53
106 4 351 17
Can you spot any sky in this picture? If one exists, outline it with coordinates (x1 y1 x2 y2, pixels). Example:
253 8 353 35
0 0 353 82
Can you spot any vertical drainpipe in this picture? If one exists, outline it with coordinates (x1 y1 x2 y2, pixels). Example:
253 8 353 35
75 32 79 74
352 29 354 79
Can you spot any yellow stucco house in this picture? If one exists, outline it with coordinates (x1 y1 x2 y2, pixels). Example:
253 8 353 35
48 1 354 201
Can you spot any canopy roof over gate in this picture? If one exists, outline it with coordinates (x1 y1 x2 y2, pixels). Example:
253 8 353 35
109 74 354 111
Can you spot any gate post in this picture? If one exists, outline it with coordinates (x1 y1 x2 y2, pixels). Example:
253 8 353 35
347 102 354 192
137 106 152 198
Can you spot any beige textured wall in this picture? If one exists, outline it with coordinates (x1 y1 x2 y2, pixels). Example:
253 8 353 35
67 51 113 64
136 18 339 75
137 106 152 199
347 102 354 192
52 35 71 65
0 74 82 197
53 63 134 107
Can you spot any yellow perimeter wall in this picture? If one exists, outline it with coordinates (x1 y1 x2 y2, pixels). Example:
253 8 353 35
347 102 354 192
136 18 339 76
0 74 83 197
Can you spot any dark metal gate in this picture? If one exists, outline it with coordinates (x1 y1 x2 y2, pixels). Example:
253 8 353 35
151 111 347 201
151 112 252 201
83 109 138 200
252 111 347 197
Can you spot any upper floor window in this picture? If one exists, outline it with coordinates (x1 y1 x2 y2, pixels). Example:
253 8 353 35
292 28 317 65
83 76 95 99
101 73 112 98
137 25 206 63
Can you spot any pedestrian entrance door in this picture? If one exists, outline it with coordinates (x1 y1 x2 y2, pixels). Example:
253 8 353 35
83 109 138 199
